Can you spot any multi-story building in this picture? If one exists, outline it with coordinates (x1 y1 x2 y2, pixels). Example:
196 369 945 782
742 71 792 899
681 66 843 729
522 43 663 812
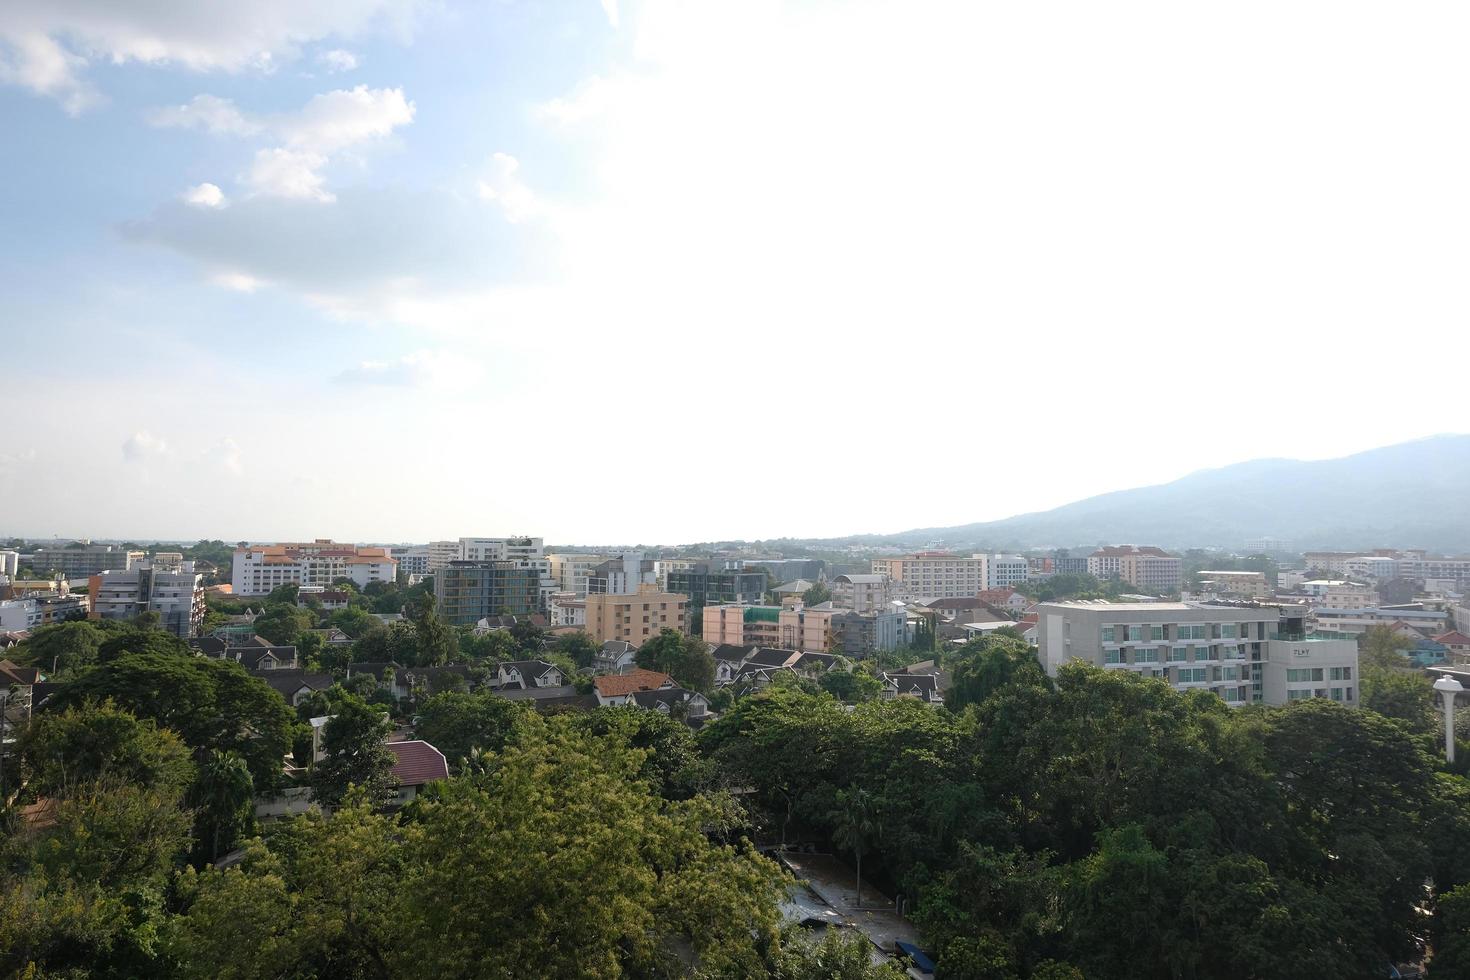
745 558 827 582
665 564 766 631
1087 546 1181 592
232 541 397 595
1036 600 1357 707
458 536 556 611
0 551 18 578
28 592 89 626
831 574 892 615
547 553 606 595
829 608 907 656
777 600 836 653
869 553 986 600
426 541 460 572
90 560 205 637
654 559 703 591
391 546 433 578
976 554 1029 589
0 598 40 631
584 584 689 646
1312 605 1448 637
31 544 143 579
702 603 783 648
435 561 544 626
1052 555 1090 576
547 592 586 628
586 553 657 595
1196 570 1268 597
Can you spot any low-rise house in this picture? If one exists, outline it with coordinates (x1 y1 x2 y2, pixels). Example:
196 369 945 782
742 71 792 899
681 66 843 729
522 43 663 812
399 664 480 695
976 587 1030 613
235 645 299 670
881 671 945 704
297 589 351 611
496 685 597 710
473 613 549 635
594 669 676 706
594 640 638 674
249 668 334 707
496 660 565 690
1435 630 1470 662
712 644 758 684
385 740 449 806
629 686 710 723
308 627 354 649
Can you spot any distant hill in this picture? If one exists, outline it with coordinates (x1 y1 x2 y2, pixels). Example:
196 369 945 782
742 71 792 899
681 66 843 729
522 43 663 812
879 434 1470 553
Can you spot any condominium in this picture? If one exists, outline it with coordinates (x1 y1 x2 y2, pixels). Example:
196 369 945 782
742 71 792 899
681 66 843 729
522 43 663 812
831 574 892 615
0 551 20 578
1036 601 1358 707
1088 546 1181 592
547 553 605 595
90 560 205 637
584 584 689 646
1196 570 1268 597
703 603 783 648
231 541 397 595
664 564 766 630
30 544 143 579
869 553 985 600
586 553 657 594
457 536 557 611
706 598 906 656
435 561 544 626
977 554 1030 589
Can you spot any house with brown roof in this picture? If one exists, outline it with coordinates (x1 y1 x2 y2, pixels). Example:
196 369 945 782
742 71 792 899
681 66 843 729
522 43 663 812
386 740 449 806
593 668 675 706
1436 631 1470 661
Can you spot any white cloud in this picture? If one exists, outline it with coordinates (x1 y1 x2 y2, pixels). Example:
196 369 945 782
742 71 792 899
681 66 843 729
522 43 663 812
476 153 539 223
202 437 244 475
149 85 414 201
318 48 359 72
209 270 264 292
246 148 334 202
148 94 262 135
182 182 227 208
599 0 619 29
0 0 420 111
0 447 38 477
121 430 169 462
335 349 483 389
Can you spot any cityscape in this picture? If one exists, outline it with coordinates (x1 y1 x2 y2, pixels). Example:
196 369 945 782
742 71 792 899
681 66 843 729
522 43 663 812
3 0 1469 977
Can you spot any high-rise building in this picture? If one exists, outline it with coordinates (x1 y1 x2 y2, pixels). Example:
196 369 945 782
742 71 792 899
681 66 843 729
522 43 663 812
976 554 1029 589
0 550 21 578
830 574 892 615
547 553 606 595
870 553 986 599
435 561 543 626
586 553 656 595
584 584 689 646
231 541 397 595
1087 546 1181 592
664 563 767 632
1035 600 1358 707
31 544 143 579
457 536 556 611
91 560 205 637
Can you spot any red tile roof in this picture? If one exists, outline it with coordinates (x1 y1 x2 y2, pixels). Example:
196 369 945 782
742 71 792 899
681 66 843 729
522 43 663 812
387 740 449 786
1436 631 1470 645
594 669 673 697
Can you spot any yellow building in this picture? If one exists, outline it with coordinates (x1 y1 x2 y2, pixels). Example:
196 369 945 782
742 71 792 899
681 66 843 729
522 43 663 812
584 584 689 646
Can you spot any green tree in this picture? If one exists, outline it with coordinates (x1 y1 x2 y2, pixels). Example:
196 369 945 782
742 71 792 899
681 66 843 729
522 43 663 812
19 699 195 798
1359 624 1415 669
775 928 908 979
413 691 525 770
11 619 109 676
945 634 1051 713
636 628 717 693
803 581 832 606
828 787 880 908
252 603 315 646
820 667 884 703
190 749 256 863
310 694 396 808
553 630 599 669
329 604 380 639
406 590 456 667
1360 664 1436 735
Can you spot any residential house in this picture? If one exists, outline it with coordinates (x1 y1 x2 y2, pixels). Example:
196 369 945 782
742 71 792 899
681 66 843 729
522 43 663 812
496 660 566 690
976 587 1030 613
712 644 758 685
249 668 334 707
881 672 945 704
593 668 676 706
385 740 449 806
593 640 638 674
1436 631 1470 662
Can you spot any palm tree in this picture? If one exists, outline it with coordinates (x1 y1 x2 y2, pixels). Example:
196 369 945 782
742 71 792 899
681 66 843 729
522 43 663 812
192 749 255 862
827 787 880 909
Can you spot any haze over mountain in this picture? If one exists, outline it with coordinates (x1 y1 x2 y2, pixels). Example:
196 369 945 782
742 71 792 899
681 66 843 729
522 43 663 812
866 435 1470 553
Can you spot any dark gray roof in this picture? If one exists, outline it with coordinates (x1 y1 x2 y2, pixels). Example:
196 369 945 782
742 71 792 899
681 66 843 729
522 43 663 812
745 647 798 668
249 668 333 699
884 673 939 697
629 687 701 711
346 661 404 682
235 646 297 670
710 644 756 663
189 636 228 656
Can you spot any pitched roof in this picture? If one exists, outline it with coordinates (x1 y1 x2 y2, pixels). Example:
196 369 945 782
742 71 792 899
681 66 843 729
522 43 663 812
885 672 939 697
248 669 333 698
791 652 840 672
595 669 673 697
745 647 799 668
189 636 228 656
347 661 404 681
1435 631 1470 645
386 740 449 786
0 659 40 685
710 643 756 663
924 597 987 610
630 687 702 711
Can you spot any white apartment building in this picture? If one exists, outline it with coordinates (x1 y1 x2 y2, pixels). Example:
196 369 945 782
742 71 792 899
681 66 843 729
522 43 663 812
870 553 986 600
0 598 40 631
1196 570 1268 597
548 592 586 628
1344 556 1399 581
976 554 1029 589
91 561 205 637
232 541 397 596
547 553 605 595
831 574 891 615
392 546 433 577
425 541 460 572
586 553 656 595
1036 600 1358 707
0 551 19 578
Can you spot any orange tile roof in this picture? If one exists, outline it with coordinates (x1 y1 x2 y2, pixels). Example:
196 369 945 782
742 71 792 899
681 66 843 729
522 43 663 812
594 669 673 697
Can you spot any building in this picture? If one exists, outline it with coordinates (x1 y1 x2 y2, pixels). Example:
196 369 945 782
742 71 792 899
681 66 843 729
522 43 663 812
30 544 143 579
1052 555 1090 576
702 603 783 648
586 553 657 595
547 592 586 628
385 740 450 806
777 600 836 653
1087 546 1181 592
436 561 544 627
0 551 19 577
425 541 460 572
831 574 891 615
976 554 1029 589
232 541 397 595
391 546 432 578
829 608 907 656
584 584 689 646
746 558 827 582
1312 605 1448 637
1035 600 1357 707
0 599 39 632
1196 570 1268 597
547 553 605 595
869 553 986 600
664 564 766 631
90 560 205 637
976 587 1030 613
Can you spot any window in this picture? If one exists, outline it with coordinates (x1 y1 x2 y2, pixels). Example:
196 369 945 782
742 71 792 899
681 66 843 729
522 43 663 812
1104 650 1124 664
1177 668 1207 683
1330 687 1344 702
1135 647 1160 663
1219 624 1237 639
1177 624 1207 640
1288 689 1311 701
1101 627 1116 643
1219 666 1239 681
1330 667 1352 681
1222 688 1244 703
1126 626 1143 642
1167 648 1188 662
1151 626 1165 641
1345 686 1354 701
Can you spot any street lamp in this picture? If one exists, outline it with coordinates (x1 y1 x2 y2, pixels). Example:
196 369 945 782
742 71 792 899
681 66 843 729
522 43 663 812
1434 675 1464 764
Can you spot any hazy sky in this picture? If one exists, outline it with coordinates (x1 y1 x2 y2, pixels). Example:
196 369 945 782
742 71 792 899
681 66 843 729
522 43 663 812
1 1 1467 545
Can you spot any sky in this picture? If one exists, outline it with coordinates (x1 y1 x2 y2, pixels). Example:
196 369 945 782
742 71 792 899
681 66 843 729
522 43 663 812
1 0 1467 546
